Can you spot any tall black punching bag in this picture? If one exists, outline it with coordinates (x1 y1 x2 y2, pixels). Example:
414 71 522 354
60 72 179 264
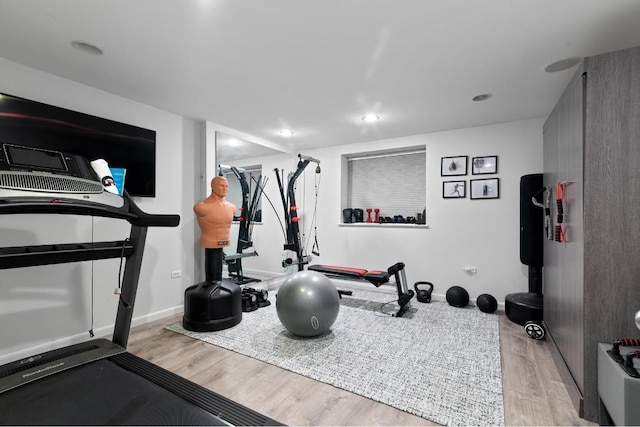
505 174 544 326
520 174 543 268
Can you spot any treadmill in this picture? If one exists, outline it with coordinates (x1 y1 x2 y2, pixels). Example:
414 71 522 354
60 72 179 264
0 144 279 425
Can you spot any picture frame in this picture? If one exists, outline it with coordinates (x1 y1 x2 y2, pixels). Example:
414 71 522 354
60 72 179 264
443 180 466 198
441 156 468 176
472 155 498 175
470 178 500 200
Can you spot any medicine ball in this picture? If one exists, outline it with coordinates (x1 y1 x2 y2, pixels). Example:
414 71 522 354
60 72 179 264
446 286 469 308
476 293 498 314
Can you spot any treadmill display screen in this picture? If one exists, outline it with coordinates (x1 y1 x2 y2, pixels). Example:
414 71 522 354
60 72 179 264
4 144 67 171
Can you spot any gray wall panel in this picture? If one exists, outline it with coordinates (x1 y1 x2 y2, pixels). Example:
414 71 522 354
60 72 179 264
544 45 640 422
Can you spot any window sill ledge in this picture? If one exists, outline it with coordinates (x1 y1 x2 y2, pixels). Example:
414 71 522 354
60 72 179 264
339 223 429 229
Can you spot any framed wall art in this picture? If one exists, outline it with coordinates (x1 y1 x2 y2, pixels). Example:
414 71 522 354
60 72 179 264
470 178 500 199
472 156 498 175
443 180 466 198
441 156 468 176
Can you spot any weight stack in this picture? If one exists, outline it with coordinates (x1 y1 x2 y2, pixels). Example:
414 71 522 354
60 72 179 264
505 174 544 325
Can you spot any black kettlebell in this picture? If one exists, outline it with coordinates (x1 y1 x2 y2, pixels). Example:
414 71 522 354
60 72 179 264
414 281 434 303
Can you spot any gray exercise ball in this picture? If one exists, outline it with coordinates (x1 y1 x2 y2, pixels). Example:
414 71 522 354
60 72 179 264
276 270 340 337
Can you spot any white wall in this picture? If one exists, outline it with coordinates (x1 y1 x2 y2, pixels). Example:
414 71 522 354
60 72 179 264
229 119 544 304
0 58 198 364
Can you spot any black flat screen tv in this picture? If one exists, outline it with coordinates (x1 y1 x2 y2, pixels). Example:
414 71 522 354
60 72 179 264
0 93 156 197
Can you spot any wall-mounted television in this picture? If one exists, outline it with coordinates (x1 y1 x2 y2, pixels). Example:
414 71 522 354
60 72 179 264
0 93 156 197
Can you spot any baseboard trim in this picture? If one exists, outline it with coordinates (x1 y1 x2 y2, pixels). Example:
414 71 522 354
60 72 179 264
131 305 184 327
0 305 184 366
244 269 506 309
544 321 585 418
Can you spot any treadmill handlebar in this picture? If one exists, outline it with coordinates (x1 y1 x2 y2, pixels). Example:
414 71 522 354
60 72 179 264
125 192 180 227
0 191 180 228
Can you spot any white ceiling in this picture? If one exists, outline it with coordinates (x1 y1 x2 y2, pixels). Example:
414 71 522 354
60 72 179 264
2 0 640 155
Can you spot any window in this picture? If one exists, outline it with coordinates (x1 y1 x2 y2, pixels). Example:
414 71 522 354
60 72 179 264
345 147 426 223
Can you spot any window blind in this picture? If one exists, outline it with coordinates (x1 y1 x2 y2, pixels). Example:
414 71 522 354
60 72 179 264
347 151 425 219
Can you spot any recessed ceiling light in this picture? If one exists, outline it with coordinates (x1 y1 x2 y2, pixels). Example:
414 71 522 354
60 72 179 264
279 129 294 137
544 57 581 73
472 93 492 102
71 40 103 56
362 114 379 123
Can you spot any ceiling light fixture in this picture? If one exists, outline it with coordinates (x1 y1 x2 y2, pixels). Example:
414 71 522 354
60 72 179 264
472 93 492 102
279 129 294 137
362 114 379 123
71 40 103 56
544 57 581 73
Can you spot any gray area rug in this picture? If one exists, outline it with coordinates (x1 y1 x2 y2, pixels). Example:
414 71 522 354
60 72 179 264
167 290 504 426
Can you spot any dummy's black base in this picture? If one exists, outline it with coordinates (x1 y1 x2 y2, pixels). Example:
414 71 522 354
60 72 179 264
505 292 543 326
183 280 242 332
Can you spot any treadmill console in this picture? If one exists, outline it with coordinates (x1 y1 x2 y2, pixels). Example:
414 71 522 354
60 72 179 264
0 143 123 208
0 143 97 181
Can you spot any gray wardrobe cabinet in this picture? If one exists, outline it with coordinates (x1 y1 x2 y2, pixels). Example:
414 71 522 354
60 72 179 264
543 45 640 422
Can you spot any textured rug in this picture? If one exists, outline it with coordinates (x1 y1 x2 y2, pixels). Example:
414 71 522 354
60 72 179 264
167 290 504 426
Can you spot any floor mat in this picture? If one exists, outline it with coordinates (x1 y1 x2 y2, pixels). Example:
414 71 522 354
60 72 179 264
167 290 504 426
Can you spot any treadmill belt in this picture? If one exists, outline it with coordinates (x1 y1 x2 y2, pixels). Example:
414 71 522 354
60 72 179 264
0 358 228 426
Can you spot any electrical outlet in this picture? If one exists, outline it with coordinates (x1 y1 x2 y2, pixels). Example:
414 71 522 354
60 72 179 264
463 266 477 274
171 270 181 278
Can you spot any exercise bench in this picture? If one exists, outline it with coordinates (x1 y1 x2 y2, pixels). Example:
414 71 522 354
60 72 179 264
308 262 414 317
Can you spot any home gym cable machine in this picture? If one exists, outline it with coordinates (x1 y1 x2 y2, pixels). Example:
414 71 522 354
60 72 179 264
219 164 266 285
0 143 278 426
274 154 321 271
273 154 414 314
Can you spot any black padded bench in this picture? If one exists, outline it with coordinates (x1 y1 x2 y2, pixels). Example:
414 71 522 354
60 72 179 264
308 264 390 287
308 262 414 317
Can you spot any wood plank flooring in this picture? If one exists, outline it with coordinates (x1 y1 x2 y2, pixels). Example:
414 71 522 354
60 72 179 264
126 311 596 426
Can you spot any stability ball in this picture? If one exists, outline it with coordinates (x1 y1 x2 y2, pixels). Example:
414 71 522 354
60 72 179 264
276 270 340 337
446 286 469 308
476 293 498 314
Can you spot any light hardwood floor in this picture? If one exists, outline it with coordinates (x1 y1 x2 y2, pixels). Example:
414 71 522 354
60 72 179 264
127 311 596 426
